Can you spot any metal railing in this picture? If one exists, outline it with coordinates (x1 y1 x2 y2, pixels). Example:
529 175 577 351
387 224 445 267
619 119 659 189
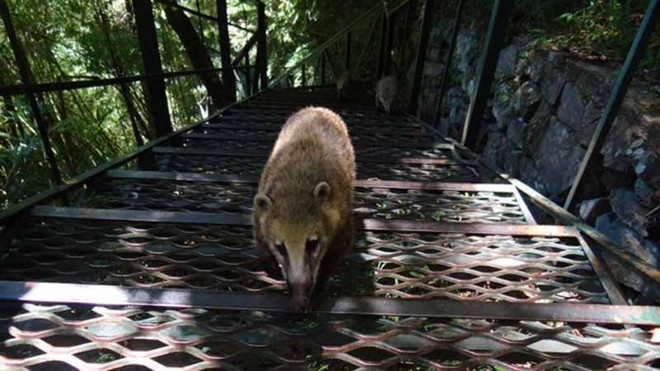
0 0 268 187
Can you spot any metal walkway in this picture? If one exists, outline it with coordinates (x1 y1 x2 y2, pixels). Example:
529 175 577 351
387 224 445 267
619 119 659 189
0 87 657 370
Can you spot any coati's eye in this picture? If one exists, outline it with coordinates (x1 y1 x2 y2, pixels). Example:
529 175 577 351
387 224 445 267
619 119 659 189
274 241 287 257
306 236 319 255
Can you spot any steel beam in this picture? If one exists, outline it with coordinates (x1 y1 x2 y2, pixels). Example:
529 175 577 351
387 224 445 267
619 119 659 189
106 170 261 183
132 0 173 137
345 31 352 71
256 1 267 90
461 0 513 149
104 170 515 193
376 13 387 78
151 146 476 165
29 206 574 237
0 67 248 96
433 0 463 128
0 281 656 325
564 0 659 211
408 0 435 114
575 233 627 305
383 10 396 75
511 186 536 224
321 52 327 85
217 0 236 102
201 122 431 137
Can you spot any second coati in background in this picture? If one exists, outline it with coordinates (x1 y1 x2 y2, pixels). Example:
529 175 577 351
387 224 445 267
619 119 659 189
253 107 356 312
375 75 398 116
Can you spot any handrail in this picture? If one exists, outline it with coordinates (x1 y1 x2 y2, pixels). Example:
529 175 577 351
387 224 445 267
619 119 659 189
0 90 264 223
154 0 256 33
0 0 264 204
269 2 385 87
0 66 252 96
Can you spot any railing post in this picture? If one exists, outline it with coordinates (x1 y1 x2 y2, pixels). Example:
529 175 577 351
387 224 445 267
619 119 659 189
383 11 396 75
0 0 62 184
408 0 435 114
376 13 388 78
245 54 251 96
564 0 659 211
301 63 306 87
461 0 513 149
345 31 352 71
217 0 236 102
132 0 173 137
256 1 268 90
321 52 327 85
434 0 463 128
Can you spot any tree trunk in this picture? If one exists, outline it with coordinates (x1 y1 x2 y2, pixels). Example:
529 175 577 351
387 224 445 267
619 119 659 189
164 5 226 109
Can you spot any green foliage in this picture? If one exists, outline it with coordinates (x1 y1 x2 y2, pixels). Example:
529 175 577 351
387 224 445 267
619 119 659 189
0 108 50 210
0 0 241 208
520 0 660 74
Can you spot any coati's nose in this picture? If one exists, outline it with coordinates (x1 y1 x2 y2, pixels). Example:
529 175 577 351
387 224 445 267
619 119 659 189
290 282 313 312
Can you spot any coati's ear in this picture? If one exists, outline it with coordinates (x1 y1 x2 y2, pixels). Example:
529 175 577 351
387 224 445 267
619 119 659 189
254 194 272 212
314 182 331 202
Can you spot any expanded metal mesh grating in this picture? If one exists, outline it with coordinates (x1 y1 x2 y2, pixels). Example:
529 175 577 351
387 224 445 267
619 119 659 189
80 178 527 224
185 129 435 147
0 218 281 292
217 110 425 129
353 187 526 223
0 218 608 303
180 139 464 161
154 154 482 182
0 87 650 370
0 303 657 370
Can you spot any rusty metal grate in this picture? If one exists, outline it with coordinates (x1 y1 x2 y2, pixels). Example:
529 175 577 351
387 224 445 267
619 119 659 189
0 216 608 303
154 153 482 182
180 138 465 161
79 176 528 224
352 231 608 303
0 217 282 292
183 129 435 147
0 302 657 370
0 87 655 370
353 187 526 223
216 111 425 128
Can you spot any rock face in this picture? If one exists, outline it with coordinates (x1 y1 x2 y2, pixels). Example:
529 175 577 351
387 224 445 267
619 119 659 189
414 14 660 302
595 213 660 301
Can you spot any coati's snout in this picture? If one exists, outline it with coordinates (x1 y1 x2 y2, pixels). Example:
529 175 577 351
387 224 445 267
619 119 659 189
253 182 333 312
286 261 315 312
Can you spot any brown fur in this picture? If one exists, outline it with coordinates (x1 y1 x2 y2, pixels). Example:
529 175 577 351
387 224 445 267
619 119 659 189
253 107 355 311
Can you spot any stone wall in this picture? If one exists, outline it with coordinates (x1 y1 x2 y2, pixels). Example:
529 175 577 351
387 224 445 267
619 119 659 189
415 22 660 301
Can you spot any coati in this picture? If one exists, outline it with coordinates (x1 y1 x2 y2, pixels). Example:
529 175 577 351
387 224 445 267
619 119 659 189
375 75 398 116
253 107 356 312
